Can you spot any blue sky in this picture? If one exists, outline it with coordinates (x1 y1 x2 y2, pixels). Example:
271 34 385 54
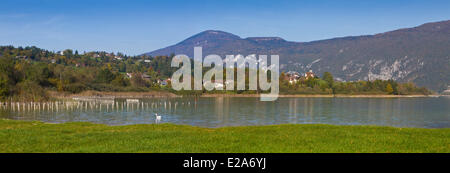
0 0 449 55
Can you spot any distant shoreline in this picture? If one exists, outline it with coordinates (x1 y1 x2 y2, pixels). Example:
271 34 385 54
49 91 179 100
48 91 439 100
201 94 438 98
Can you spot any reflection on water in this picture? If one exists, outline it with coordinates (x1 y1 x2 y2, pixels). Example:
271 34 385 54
0 97 449 128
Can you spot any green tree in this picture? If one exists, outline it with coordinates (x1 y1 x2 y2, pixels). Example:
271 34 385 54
111 75 130 87
0 57 15 84
147 67 159 85
322 72 334 90
131 73 149 87
0 76 9 98
96 68 115 83
322 72 335 94
385 83 394 94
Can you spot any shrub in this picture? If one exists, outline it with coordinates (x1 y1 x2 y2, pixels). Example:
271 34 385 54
63 83 87 93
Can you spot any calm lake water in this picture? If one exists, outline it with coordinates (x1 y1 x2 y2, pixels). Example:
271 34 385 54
1 97 449 128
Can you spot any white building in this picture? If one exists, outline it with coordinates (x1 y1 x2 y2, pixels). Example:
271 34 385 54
442 86 450 95
114 56 123 60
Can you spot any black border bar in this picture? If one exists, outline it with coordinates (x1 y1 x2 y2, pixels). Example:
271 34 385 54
0 153 448 171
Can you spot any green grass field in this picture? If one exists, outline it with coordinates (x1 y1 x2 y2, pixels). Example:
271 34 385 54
0 119 448 153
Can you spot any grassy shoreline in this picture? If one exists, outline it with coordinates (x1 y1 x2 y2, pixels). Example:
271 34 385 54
0 119 448 153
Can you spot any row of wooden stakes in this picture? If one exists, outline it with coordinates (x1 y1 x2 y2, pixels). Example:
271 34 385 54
0 101 195 112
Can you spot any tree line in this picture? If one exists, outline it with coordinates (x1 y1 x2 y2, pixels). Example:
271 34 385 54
0 46 177 101
279 72 431 95
0 46 431 101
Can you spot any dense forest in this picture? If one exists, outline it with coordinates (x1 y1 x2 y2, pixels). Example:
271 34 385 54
0 46 431 101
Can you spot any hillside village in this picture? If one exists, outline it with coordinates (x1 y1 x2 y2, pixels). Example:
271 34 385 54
284 70 316 84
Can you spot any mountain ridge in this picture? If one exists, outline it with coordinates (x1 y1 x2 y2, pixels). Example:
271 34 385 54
145 20 450 91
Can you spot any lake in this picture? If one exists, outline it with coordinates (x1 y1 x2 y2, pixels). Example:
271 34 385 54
0 97 449 128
